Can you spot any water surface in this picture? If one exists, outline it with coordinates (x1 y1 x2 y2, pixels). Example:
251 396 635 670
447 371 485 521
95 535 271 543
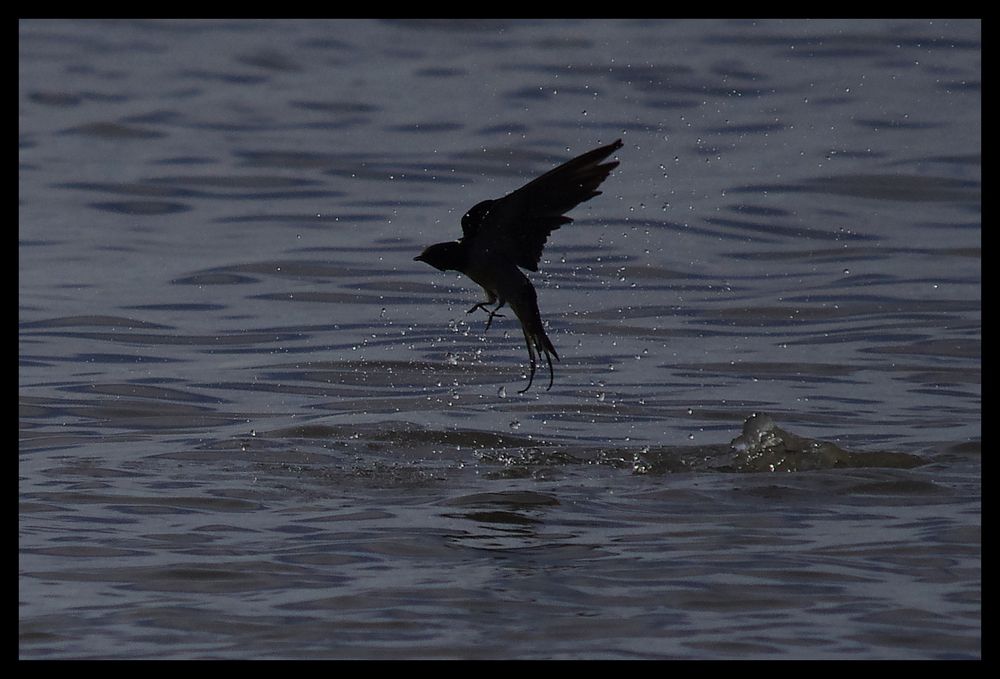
19 19 980 659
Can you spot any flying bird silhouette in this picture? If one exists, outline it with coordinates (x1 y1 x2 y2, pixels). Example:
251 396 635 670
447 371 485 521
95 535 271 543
415 138 623 393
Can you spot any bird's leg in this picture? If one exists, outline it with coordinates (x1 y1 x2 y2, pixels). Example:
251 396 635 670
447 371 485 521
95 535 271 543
467 290 506 332
483 300 507 333
467 289 500 316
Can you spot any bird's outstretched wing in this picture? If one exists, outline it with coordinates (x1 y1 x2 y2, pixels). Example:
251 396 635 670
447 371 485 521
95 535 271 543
460 139 623 272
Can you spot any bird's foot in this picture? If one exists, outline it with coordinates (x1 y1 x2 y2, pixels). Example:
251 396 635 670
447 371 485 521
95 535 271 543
483 309 505 332
468 301 506 332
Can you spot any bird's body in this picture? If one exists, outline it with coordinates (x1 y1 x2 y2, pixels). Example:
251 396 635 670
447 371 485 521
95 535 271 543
415 139 623 393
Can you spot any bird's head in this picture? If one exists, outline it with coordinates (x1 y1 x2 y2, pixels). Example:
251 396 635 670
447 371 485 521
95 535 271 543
414 241 463 272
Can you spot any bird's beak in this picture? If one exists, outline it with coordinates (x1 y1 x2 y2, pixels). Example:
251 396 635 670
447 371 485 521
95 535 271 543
414 254 424 262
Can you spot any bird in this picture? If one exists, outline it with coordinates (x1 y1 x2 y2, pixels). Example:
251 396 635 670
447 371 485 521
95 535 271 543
414 138 623 393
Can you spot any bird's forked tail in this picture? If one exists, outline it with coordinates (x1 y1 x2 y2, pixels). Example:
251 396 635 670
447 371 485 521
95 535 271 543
513 299 560 393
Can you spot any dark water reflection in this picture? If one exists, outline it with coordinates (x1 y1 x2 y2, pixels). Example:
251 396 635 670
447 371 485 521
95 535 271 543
20 19 979 659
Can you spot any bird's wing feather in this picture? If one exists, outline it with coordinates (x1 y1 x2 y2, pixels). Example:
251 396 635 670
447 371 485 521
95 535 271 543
461 139 622 272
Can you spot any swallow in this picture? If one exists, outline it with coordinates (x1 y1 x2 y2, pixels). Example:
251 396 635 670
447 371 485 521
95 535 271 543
415 138 623 393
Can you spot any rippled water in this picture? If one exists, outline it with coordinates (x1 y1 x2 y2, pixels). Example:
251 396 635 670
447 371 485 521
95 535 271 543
19 19 980 659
